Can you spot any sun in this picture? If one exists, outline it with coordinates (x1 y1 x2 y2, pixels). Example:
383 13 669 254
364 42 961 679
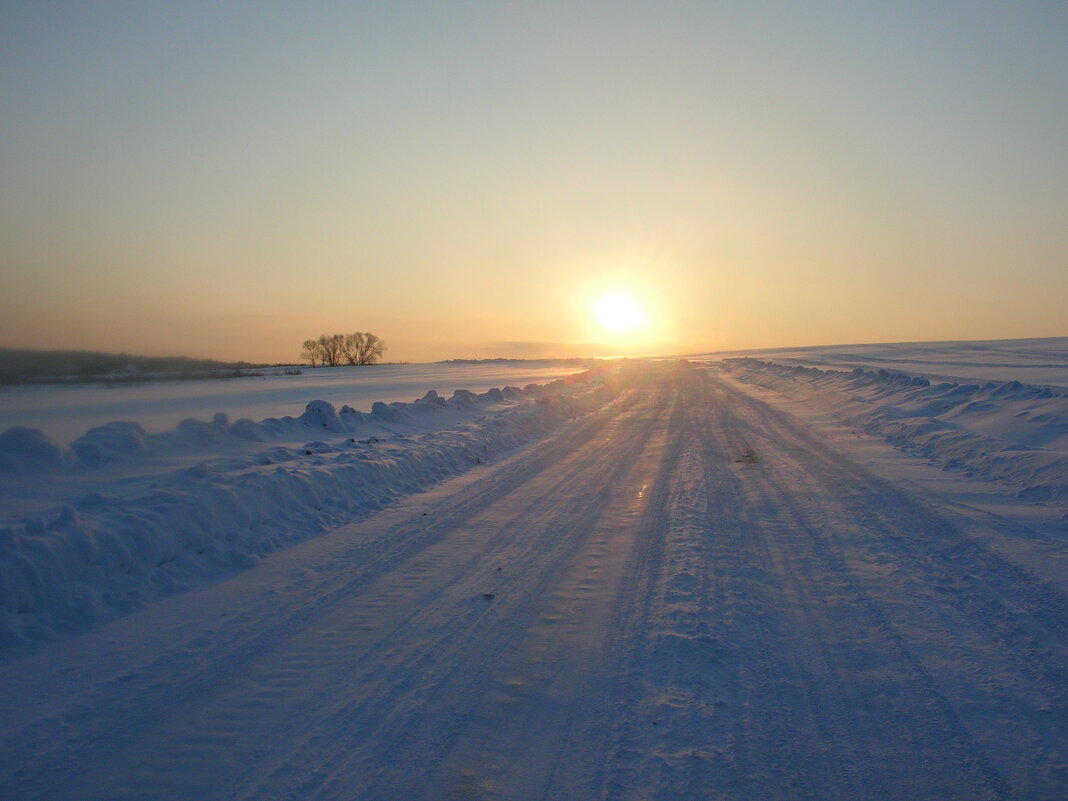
591 290 649 335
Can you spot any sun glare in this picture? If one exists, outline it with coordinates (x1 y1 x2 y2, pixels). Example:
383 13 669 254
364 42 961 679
592 291 649 336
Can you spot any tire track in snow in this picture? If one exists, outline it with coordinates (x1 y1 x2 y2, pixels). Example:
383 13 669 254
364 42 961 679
9 384 674 801
596 372 1035 800
732 443 1011 800
721 376 1068 784
596 373 862 800
717 373 1066 799
0 387 650 800
236 383 677 801
420 373 687 801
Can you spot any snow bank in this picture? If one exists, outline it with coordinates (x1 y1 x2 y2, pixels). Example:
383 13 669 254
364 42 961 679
0 363 631 655
0 427 74 473
723 358 1068 508
692 336 1068 389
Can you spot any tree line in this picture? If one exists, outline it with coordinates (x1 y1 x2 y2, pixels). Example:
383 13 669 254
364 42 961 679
0 348 259 385
301 332 386 367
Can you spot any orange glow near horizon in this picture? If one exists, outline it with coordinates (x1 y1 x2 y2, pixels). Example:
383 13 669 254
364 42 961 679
1 5 1065 363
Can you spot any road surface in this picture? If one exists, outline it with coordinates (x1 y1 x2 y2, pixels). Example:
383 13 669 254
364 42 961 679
2 363 1066 800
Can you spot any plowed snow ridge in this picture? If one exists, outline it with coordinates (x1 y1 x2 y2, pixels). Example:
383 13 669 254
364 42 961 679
725 357 1068 508
0 366 620 652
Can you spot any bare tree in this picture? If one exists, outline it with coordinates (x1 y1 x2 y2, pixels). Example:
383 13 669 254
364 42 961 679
302 332 386 367
343 332 386 365
316 333 343 367
358 332 385 365
342 333 360 366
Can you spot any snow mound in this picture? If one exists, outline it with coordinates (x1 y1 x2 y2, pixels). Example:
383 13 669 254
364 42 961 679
0 427 72 473
0 363 633 656
300 399 340 430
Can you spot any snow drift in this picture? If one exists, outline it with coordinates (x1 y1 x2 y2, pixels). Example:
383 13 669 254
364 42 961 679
723 358 1068 508
0 363 633 655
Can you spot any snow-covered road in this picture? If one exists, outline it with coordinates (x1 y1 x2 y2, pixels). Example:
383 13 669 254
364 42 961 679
2 363 1066 800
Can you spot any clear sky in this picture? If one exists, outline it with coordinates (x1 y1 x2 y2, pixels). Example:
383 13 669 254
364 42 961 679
2 1 1066 363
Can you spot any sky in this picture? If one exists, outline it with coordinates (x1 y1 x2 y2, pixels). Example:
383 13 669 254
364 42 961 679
1 1 1066 364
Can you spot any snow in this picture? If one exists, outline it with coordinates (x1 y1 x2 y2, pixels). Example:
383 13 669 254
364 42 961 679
691 335 1068 389
0 365 615 654
722 357 1068 509
1 351 1067 799
0 361 589 445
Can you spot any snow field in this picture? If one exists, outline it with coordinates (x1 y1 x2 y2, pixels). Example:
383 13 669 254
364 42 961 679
0 364 628 656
